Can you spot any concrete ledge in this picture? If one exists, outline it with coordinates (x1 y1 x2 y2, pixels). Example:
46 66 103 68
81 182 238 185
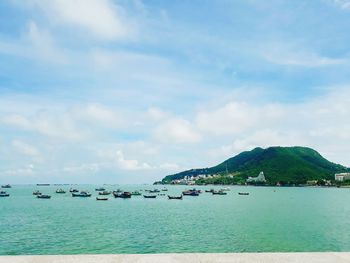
1 253 350 263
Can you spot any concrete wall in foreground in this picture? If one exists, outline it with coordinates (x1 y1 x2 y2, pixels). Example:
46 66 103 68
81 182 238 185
1 253 350 263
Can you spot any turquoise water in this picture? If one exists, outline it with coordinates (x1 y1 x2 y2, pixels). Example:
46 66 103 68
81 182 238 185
1 185 350 255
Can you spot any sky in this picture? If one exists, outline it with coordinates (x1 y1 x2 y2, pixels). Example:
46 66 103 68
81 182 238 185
1 0 350 184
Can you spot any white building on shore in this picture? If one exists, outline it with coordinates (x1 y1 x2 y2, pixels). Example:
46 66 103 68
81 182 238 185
247 171 266 183
335 173 350 182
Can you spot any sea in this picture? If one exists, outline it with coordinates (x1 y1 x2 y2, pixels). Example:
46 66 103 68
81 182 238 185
1 184 350 255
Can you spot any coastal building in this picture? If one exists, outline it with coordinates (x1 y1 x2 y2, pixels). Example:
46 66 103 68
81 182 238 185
335 173 350 182
247 171 266 183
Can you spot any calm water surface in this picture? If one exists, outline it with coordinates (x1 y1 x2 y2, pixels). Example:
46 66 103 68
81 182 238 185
0 185 350 255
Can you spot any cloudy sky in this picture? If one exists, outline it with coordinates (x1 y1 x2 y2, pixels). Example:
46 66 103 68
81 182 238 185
0 0 350 184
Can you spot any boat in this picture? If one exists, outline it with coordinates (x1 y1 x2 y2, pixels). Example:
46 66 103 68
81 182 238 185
205 189 214 193
69 188 79 193
96 197 108 201
238 192 249 195
149 189 160 193
36 184 50 186
98 191 111 195
113 191 131 198
72 191 92 197
56 189 66 194
221 187 231 191
33 190 42 195
0 191 10 197
161 188 168 191
212 190 227 195
143 195 157 198
168 195 182 200
95 187 105 191
1 184 11 188
37 194 51 199
131 191 141 196
182 189 200 196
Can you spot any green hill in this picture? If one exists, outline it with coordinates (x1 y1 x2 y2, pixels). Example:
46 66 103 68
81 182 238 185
161 146 348 185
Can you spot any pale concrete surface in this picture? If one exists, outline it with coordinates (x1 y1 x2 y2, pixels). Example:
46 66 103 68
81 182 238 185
1 253 350 263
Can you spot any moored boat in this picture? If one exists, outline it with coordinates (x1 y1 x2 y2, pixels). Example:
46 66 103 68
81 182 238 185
143 195 157 198
113 191 131 198
96 197 108 201
0 191 10 197
95 187 105 191
98 191 111 195
182 189 200 196
168 195 182 200
238 192 249 195
1 184 11 188
161 188 168 191
149 189 160 193
72 191 92 197
212 190 227 195
131 191 141 196
33 190 42 195
69 188 79 193
205 189 214 193
37 194 51 199
56 189 66 194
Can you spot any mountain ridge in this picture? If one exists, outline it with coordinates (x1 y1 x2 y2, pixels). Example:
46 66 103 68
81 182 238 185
161 146 349 185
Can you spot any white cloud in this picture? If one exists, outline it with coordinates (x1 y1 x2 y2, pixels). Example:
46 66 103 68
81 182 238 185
26 21 67 63
75 104 123 128
261 43 345 67
1 112 87 141
4 164 35 176
12 140 41 157
116 150 153 170
62 163 101 173
196 101 283 135
333 0 350 10
154 117 201 144
32 0 132 41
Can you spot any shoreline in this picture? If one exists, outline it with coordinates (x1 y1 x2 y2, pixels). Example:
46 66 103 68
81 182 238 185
1 253 350 263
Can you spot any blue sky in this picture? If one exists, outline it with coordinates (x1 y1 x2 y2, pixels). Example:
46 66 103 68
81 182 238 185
1 0 350 184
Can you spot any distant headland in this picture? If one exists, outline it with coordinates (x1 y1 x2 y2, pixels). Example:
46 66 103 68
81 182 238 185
156 146 350 187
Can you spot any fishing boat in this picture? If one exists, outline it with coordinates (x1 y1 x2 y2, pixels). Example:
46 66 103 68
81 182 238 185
168 195 182 200
0 191 10 197
182 189 200 196
113 191 131 198
72 191 91 197
212 190 227 195
143 195 157 198
95 187 105 191
238 192 249 195
33 190 42 195
131 191 141 196
98 191 111 195
56 189 66 194
37 194 51 199
69 188 79 193
96 197 108 201
1 184 11 188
